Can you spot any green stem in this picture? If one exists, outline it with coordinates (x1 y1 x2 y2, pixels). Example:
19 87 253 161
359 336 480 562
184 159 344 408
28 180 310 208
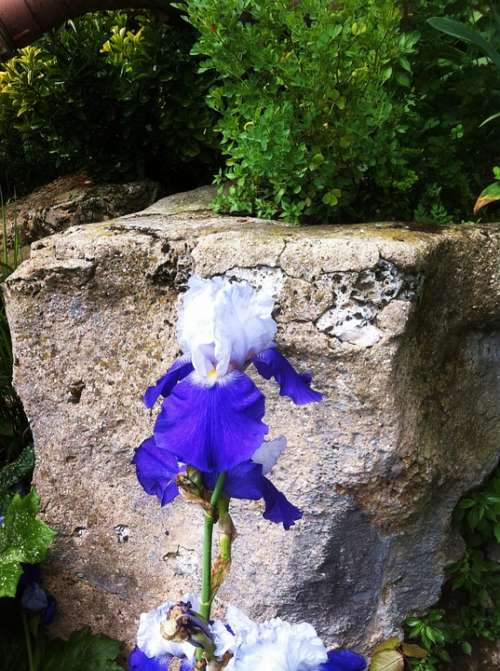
199 472 226 622
22 611 36 671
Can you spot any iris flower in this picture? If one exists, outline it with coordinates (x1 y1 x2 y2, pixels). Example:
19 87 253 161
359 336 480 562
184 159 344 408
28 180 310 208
144 277 321 474
128 647 191 671
133 435 302 530
18 564 56 626
129 601 366 671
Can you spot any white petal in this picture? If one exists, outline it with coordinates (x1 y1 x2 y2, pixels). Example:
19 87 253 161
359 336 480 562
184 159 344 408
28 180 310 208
251 436 287 475
221 606 328 671
211 619 236 657
177 276 276 379
136 595 199 662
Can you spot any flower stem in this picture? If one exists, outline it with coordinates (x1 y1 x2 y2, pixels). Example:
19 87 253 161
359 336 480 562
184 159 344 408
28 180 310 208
199 472 227 622
22 610 36 671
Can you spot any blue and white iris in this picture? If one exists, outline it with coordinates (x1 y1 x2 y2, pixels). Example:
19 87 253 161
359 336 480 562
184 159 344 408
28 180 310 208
129 600 366 671
130 277 364 671
135 276 321 523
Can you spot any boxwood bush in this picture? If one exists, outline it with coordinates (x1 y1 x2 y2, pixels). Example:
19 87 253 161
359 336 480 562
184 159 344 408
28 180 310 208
0 10 219 197
181 0 418 223
181 0 499 224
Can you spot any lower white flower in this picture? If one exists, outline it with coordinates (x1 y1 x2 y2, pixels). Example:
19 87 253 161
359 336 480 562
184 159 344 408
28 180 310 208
214 606 328 671
136 595 199 662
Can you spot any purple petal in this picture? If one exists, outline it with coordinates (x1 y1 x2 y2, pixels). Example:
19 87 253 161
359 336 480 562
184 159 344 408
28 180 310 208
154 371 268 472
42 595 57 626
144 357 194 409
132 436 180 506
204 462 302 530
21 582 48 613
318 650 367 671
128 647 168 671
253 348 322 405
205 461 264 500
261 478 303 530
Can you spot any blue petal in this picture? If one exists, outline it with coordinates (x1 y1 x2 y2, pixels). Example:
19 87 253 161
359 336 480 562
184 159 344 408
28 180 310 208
128 647 169 671
205 461 264 500
132 436 180 506
204 462 302 530
261 478 302 530
154 371 268 472
318 650 367 671
42 595 57 626
253 348 322 405
144 358 194 409
21 582 48 613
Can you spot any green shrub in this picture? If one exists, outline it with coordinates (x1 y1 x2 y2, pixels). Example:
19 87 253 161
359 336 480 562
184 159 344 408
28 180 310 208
0 11 219 197
0 208 29 471
181 0 420 223
402 1 500 223
403 467 500 670
181 0 499 224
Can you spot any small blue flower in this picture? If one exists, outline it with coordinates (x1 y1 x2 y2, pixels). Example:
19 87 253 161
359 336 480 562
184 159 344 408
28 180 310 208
21 581 48 613
41 594 57 626
318 650 367 671
0 515 4 527
18 564 57 626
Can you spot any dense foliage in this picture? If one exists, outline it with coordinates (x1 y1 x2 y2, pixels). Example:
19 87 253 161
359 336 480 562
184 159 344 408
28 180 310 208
180 0 499 224
182 0 420 223
403 468 500 670
0 3 497 224
0 213 30 482
0 10 218 198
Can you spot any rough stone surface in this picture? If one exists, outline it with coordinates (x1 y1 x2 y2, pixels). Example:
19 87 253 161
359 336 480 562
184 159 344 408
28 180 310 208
2 172 160 247
4 188 500 656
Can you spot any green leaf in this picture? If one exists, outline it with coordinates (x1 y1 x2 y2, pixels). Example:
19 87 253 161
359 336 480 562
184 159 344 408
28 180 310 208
382 66 393 82
369 650 405 671
0 446 35 513
401 643 428 659
480 112 500 127
474 181 500 214
0 489 55 597
42 628 122 671
309 153 325 171
322 188 342 207
427 17 500 70
373 637 401 653
462 641 473 656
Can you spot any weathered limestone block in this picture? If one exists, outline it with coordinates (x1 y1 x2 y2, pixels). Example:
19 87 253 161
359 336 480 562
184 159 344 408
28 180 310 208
3 188 500 654
2 172 160 248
